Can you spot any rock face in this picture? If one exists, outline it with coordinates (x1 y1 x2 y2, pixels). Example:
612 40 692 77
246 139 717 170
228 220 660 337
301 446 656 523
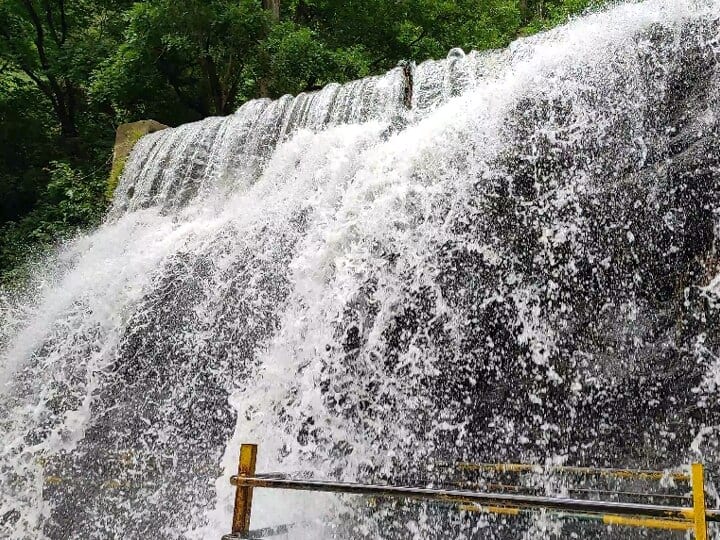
108 120 168 198
112 120 169 168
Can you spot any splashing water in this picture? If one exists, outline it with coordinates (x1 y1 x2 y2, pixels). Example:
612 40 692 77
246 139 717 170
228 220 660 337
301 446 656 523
3 1 720 538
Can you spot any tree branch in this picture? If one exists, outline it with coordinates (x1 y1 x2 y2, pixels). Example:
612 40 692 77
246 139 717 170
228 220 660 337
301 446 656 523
0 25 55 105
41 0 61 45
59 0 67 44
17 0 77 136
155 55 207 116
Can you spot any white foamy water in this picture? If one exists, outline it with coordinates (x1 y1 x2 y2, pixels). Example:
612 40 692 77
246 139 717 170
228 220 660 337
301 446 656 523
2 1 720 538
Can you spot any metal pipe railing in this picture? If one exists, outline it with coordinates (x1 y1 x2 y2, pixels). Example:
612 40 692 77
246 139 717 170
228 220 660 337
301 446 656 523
453 462 692 482
230 474 696 519
224 444 715 540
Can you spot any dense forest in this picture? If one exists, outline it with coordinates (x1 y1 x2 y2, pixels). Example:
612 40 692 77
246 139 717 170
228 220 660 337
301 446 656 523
0 0 601 284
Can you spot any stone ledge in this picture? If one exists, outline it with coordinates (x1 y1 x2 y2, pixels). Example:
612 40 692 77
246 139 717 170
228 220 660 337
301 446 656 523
108 120 169 200
112 120 169 166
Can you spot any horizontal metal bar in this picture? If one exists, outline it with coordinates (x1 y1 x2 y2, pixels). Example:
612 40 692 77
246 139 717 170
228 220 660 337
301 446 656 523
602 514 691 531
253 472 294 480
459 503 691 531
231 475 711 521
458 503 521 516
252 475 693 501
221 523 294 539
453 463 690 482
448 480 692 502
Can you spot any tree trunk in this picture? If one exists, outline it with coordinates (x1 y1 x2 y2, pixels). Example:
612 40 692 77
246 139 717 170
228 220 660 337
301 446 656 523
519 0 533 24
58 110 78 139
258 0 279 97
200 54 226 115
259 78 270 98
56 100 81 156
262 0 280 21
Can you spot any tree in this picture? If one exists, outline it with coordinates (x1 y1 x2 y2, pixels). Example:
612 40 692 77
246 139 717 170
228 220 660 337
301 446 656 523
3 1 80 140
0 0 131 143
0 0 82 139
284 0 520 71
98 0 271 118
0 72 55 223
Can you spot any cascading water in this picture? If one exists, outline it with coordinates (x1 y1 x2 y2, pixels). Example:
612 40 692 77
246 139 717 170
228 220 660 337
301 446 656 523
2 0 720 538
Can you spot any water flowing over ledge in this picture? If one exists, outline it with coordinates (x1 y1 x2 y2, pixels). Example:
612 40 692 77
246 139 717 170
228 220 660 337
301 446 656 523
2 0 720 538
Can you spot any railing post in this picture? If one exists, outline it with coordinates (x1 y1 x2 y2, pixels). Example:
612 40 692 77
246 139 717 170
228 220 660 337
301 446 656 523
691 463 707 540
231 444 258 537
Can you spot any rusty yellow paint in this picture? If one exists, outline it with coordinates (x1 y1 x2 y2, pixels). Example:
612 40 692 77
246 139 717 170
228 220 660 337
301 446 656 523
602 514 691 531
461 504 691 531
484 505 521 516
44 475 62 486
118 451 134 466
460 503 511 515
458 503 521 516
691 463 707 540
231 444 258 535
455 463 690 482
101 479 122 490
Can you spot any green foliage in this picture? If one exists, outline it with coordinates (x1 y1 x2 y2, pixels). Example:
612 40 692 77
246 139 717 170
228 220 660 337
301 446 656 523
0 0 609 283
45 161 106 227
520 0 603 34
263 22 372 96
281 0 521 72
0 0 130 138
93 0 271 119
0 161 106 285
0 73 56 223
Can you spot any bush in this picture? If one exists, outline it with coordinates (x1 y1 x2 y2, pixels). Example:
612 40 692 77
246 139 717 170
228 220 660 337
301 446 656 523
0 161 107 285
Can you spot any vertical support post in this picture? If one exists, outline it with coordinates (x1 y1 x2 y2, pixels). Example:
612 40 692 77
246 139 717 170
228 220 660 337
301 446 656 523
691 463 707 540
231 444 258 537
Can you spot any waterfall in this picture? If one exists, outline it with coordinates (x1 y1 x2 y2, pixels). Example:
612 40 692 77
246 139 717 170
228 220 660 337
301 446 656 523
2 0 720 538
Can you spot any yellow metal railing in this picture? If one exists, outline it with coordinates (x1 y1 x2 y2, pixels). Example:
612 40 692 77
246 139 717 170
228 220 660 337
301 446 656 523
453 461 692 482
223 443 717 539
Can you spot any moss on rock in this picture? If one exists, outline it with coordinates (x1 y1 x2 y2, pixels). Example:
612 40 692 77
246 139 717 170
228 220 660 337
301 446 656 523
107 120 168 201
